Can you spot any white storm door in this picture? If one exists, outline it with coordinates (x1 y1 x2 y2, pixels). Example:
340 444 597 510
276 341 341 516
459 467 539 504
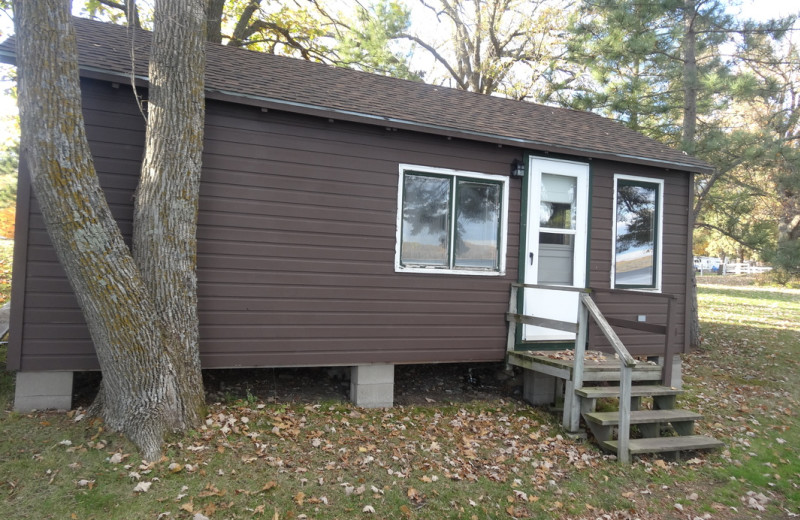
523 158 590 342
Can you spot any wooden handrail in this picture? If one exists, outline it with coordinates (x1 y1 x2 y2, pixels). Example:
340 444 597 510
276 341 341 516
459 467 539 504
574 292 634 462
507 284 675 374
578 293 636 367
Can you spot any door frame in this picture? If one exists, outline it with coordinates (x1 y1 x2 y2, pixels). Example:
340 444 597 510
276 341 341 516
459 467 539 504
516 154 592 348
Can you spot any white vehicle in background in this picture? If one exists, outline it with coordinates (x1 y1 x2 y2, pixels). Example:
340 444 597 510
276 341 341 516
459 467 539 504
694 256 722 273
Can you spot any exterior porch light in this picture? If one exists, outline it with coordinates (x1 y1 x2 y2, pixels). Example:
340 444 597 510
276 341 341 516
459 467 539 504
511 158 525 177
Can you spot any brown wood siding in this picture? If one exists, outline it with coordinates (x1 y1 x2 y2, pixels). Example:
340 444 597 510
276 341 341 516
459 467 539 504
13 78 523 371
587 160 690 357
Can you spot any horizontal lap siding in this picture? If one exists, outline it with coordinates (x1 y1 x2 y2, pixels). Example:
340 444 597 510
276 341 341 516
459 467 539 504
17 78 521 370
14 80 145 371
587 161 690 356
196 101 520 367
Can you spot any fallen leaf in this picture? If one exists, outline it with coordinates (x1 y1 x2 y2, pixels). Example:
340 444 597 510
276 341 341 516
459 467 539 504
108 453 125 464
362 505 375 513
133 481 152 493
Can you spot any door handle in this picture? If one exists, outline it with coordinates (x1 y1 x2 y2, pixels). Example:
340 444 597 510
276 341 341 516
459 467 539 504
529 252 534 265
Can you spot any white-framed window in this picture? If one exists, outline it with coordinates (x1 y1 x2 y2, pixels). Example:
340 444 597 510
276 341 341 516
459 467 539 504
395 164 509 275
611 174 663 290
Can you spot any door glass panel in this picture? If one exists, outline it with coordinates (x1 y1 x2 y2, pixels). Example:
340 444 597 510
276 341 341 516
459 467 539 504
539 232 574 245
540 173 577 229
401 174 450 266
454 180 501 269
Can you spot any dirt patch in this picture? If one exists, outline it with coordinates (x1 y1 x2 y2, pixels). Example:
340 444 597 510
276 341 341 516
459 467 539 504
203 362 524 406
72 362 525 408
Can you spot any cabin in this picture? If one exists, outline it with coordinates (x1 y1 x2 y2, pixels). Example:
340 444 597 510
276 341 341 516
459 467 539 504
1 19 712 433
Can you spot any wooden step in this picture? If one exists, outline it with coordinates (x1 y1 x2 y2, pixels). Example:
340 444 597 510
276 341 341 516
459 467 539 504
584 409 702 426
584 409 700 439
582 365 663 383
601 435 724 455
575 385 681 399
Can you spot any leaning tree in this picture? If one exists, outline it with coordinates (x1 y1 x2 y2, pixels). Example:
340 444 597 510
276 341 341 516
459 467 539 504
13 0 207 460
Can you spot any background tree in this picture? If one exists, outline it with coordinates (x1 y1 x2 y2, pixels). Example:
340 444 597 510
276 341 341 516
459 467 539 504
565 0 798 343
398 0 574 99
78 0 335 60
697 27 800 278
13 0 207 460
330 0 421 79
0 85 17 240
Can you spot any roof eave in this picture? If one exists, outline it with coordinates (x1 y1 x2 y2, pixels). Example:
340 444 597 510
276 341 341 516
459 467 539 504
209 87 715 175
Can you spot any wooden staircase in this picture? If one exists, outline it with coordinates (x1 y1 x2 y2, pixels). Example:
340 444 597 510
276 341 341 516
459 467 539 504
506 283 723 462
576 375 723 458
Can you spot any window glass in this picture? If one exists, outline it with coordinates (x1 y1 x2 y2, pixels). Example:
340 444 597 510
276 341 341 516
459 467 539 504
454 180 501 269
401 174 450 266
398 168 507 274
615 179 659 287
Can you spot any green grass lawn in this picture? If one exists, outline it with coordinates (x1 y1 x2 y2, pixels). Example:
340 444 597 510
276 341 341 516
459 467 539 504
1 283 799 519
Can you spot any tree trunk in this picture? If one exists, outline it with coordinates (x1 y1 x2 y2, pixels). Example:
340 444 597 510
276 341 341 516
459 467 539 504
689 270 701 346
206 0 225 44
683 0 701 347
132 0 207 430
14 0 207 460
682 0 698 155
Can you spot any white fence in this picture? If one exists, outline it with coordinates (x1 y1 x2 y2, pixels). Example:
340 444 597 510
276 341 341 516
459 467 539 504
723 263 773 275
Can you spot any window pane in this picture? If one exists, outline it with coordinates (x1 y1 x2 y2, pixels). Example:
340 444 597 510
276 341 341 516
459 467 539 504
401 174 450 266
454 180 500 269
540 173 576 229
615 181 657 286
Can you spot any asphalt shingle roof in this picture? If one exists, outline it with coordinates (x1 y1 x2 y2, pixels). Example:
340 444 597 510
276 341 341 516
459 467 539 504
0 17 713 173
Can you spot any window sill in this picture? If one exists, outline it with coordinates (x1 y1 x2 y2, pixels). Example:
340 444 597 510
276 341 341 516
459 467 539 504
612 285 662 293
396 265 505 276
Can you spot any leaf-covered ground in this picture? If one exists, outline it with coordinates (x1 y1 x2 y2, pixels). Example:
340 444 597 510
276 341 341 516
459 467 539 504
1 282 799 519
